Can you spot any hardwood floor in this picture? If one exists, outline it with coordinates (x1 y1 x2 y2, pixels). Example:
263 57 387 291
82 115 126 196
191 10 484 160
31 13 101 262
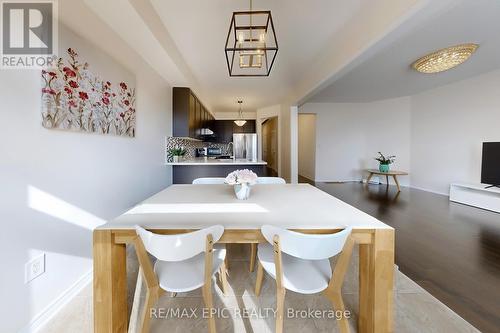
299 177 500 333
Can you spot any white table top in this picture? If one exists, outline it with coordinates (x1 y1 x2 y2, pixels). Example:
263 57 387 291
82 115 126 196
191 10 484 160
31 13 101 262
100 184 392 230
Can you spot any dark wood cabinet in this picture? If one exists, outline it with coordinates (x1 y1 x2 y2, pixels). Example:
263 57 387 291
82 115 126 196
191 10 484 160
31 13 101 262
173 87 213 139
205 120 256 143
173 87 254 142
233 120 255 134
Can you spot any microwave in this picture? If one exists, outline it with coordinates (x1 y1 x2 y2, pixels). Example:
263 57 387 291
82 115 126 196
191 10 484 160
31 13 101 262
196 147 222 157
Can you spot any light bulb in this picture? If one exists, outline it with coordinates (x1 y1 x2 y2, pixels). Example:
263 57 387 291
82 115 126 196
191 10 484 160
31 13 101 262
238 33 245 44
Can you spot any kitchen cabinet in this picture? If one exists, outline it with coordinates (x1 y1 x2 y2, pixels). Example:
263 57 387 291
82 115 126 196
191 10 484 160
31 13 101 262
205 120 256 143
173 87 213 139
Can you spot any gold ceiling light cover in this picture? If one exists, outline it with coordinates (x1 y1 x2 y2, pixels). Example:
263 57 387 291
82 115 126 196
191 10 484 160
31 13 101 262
412 44 479 74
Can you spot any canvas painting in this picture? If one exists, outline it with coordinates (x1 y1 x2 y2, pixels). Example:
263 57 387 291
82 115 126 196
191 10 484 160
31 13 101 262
41 48 136 137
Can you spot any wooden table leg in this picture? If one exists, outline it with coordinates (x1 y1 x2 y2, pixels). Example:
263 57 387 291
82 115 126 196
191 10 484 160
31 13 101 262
385 175 389 187
359 229 394 333
393 175 401 192
249 243 257 272
366 172 374 186
93 230 128 333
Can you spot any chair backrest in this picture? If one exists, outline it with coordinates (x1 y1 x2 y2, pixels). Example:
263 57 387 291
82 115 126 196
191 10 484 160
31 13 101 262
135 225 224 262
192 177 226 184
256 177 286 184
261 225 352 260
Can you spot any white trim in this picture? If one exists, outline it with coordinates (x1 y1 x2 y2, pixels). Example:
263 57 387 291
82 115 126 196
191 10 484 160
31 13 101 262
314 178 449 196
19 270 93 333
290 106 298 184
314 178 363 183
409 185 449 197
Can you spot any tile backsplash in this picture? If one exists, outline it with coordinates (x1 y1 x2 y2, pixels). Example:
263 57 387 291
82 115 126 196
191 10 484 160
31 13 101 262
165 137 231 162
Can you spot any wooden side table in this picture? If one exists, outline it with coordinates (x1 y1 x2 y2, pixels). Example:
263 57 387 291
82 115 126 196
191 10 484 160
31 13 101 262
366 169 409 192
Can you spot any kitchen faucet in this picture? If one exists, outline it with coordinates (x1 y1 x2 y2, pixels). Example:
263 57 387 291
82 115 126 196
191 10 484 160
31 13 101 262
227 142 234 159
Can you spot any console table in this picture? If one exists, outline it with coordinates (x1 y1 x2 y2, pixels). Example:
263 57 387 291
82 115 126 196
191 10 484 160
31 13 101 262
450 183 500 213
366 169 409 192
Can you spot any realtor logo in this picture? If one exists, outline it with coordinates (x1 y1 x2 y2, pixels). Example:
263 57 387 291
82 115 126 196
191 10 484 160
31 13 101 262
1 0 57 69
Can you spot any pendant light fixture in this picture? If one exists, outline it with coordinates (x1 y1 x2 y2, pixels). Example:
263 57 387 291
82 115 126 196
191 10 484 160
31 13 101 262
225 0 278 76
234 101 247 127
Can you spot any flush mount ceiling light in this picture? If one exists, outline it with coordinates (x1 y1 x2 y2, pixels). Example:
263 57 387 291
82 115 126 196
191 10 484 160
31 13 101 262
234 101 247 127
224 0 278 77
412 44 479 74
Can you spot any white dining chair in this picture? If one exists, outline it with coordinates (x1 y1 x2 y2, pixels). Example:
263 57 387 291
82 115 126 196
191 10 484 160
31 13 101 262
247 176 286 272
254 225 354 333
192 177 226 184
255 177 286 184
131 225 228 333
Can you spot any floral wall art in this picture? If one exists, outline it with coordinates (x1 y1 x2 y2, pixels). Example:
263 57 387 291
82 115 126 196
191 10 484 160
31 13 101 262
41 48 136 137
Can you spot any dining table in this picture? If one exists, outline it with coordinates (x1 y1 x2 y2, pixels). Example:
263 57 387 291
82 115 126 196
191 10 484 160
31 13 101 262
93 183 394 333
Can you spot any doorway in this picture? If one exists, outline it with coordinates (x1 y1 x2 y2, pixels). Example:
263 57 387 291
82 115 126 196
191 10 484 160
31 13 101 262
261 117 278 176
298 113 316 183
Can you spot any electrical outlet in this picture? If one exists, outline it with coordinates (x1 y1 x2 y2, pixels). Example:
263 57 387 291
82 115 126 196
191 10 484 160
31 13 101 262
25 253 45 283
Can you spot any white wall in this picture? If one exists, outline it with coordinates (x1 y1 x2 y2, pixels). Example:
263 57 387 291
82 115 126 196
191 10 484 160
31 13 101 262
410 69 500 194
298 114 317 180
300 98 412 184
0 23 171 333
301 69 500 194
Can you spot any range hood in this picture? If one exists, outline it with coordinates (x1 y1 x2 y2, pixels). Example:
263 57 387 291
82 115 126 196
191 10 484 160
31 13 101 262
198 128 214 136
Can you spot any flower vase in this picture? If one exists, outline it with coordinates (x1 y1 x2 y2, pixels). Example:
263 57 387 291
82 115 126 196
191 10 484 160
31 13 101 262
173 156 179 163
234 183 251 200
379 164 390 173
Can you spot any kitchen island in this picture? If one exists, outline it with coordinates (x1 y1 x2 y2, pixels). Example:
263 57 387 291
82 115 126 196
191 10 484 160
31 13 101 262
166 157 268 184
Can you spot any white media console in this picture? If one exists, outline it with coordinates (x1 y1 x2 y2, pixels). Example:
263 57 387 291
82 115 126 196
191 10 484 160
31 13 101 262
449 183 500 213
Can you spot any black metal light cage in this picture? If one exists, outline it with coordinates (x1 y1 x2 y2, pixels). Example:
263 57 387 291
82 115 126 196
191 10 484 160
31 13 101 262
225 10 278 77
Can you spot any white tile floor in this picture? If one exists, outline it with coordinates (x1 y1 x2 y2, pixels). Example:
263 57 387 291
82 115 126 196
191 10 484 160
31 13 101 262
40 244 480 333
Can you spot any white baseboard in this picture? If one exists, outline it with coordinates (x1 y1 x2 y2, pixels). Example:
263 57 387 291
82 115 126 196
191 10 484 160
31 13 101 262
409 185 448 196
19 270 93 333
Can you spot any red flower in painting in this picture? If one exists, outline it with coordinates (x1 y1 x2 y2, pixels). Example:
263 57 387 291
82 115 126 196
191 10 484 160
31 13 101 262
119 112 125 118
68 100 77 108
49 72 57 77
102 97 110 105
69 80 78 88
104 92 110 97
63 66 76 77
42 88 56 95
119 82 127 90
64 87 72 94
123 100 130 106
106 81 111 86
112 93 116 97
79 91 89 100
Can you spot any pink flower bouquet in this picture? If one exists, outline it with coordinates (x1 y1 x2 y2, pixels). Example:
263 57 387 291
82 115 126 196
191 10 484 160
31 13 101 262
225 169 258 185
225 169 258 200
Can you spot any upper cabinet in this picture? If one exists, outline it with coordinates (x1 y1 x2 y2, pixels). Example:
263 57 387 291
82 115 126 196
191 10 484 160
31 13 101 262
173 87 255 142
173 87 214 139
206 120 256 143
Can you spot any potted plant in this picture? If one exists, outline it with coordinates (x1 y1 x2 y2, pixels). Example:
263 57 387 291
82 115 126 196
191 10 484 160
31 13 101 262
375 152 395 173
225 169 258 200
168 146 186 163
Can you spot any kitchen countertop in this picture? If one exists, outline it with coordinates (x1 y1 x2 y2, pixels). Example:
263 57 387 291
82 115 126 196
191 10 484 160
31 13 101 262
165 157 268 166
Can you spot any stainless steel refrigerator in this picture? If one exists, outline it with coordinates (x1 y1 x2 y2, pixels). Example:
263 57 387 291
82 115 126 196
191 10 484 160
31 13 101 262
233 133 258 161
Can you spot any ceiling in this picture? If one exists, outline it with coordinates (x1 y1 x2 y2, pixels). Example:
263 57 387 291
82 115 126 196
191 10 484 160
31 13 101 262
307 0 500 103
149 0 365 112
